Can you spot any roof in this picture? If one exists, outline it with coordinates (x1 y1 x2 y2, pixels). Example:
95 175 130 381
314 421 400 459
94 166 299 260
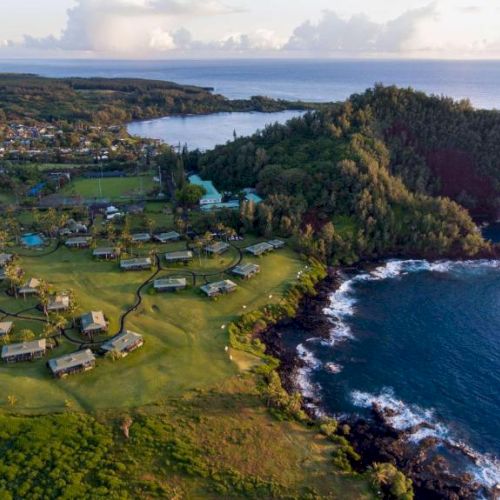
66 236 90 245
48 349 95 373
0 254 13 267
101 331 143 354
0 322 13 334
188 175 222 202
2 338 46 358
245 193 263 204
200 279 237 295
246 242 274 255
154 278 187 288
132 233 151 241
232 263 260 276
20 277 40 290
80 311 107 332
165 250 193 260
120 257 152 268
154 231 180 241
206 241 230 253
268 239 285 248
93 247 118 256
47 295 70 310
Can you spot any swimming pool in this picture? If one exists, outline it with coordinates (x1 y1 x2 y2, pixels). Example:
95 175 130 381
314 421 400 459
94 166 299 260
21 233 44 247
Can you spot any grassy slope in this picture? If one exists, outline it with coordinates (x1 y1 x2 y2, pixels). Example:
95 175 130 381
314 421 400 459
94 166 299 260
0 241 304 413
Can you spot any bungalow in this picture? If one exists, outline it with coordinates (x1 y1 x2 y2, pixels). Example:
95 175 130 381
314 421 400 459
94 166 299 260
47 294 70 312
245 242 274 257
165 250 193 264
188 174 222 206
120 257 153 271
101 330 144 358
2 339 46 363
232 263 261 280
153 277 187 292
131 233 151 243
268 239 285 249
93 247 120 260
0 321 13 336
153 231 181 243
48 349 96 378
200 279 237 298
65 236 91 248
0 253 13 267
80 311 107 336
19 277 41 296
205 241 230 255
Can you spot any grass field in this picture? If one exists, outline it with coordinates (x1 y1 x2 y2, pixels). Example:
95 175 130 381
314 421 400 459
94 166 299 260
0 239 304 413
59 175 157 199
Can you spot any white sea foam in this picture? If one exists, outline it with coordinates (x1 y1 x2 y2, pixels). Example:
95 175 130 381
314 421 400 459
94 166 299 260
295 342 322 406
351 388 500 489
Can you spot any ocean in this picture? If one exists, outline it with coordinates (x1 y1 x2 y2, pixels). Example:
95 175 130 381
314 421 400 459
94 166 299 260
2 57 499 488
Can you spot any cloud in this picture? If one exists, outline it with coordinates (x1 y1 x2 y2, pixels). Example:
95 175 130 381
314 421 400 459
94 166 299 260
284 3 437 54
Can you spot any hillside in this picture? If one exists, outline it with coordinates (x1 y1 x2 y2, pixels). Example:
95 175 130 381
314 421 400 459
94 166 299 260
0 74 312 125
199 87 495 264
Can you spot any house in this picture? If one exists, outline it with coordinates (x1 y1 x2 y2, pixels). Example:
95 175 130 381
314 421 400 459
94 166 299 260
205 241 230 255
131 233 151 243
165 250 193 264
48 349 96 378
242 189 263 204
19 277 41 296
0 322 13 336
101 330 144 358
0 253 13 267
120 257 152 271
188 174 222 206
232 263 261 280
200 279 237 298
93 247 120 260
105 205 119 215
2 339 47 363
153 231 181 243
268 239 285 249
245 242 274 257
65 236 91 248
80 311 107 335
47 294 70 312
153 278 187 292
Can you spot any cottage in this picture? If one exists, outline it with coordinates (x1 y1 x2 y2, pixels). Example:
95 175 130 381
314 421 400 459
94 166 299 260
19 277 41 296
65 236 91 248
153 231 181 243
200 279 237 298
232 263 261 279
0 253 13 267
268 239 285 249
48 349 96 378
165 250 193 264
154 277 187 292
205 241 230 255
0 322 13 336
131 233 151 243
120 257 153 271
47 294 70 312
2 339 46 363
80 311 107 335
101 330 144 358
93 247 120 259
245 242 274 257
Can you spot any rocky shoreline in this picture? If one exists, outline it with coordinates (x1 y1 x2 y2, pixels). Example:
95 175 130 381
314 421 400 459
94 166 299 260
259 265 493 500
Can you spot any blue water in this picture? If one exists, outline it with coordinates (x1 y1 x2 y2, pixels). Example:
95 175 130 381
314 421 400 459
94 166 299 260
294 260 500 487
128 110 304 150
21 233 44 247
1 59 500 109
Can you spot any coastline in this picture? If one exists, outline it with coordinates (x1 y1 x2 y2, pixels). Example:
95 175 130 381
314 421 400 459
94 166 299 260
259 259 499 499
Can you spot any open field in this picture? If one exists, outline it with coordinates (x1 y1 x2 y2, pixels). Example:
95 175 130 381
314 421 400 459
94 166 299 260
0 239 304 413
59 175 157 199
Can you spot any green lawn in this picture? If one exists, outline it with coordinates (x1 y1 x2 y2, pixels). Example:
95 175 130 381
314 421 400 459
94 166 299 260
59 175 157 199
0 241 304 413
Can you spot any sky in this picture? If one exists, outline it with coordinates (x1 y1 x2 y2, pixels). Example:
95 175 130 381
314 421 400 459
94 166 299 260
0 0 500 59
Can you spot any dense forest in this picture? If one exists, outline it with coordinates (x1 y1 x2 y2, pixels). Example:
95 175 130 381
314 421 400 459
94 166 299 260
0 74 313 124
199 86 497 264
